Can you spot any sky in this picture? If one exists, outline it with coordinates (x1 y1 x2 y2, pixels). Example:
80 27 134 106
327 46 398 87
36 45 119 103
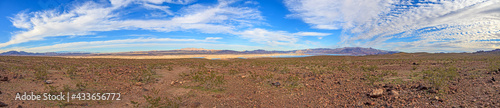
0 0 499 53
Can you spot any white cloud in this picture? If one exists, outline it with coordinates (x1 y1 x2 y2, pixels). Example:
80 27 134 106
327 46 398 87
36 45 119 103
293 32 331 36
144 0 196 4
237 28 330 46
2 0 261 48
7 37 222 52
285 0 500 52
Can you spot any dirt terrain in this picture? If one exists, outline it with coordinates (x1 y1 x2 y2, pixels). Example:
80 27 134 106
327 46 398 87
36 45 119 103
61 53 305 60
1 53 500 107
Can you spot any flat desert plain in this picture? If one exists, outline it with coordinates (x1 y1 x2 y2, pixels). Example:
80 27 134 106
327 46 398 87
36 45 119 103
61 53 306 59
1 53 500 107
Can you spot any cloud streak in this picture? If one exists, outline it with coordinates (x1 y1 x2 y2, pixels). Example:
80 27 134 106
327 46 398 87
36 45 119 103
238 28 331 46
6 37 222 52
285 0 500 52
2 0 262 48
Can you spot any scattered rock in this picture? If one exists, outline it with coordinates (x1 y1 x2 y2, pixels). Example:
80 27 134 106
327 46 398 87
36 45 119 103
491 77 496 82
241 76 246 78
170 81 176 85
0 91 2 94
17 105 22 108
190 102 201 107
0 101 7 107
369 88 384 98
0 77 8 81
412 62 418 65
44 80 53 84
416 84 429 91
308 78 315 80
389 90 399 96
428 89 438 94
433 96 439 100
364 102 375 106
383 84 394 89
271 82 281 87
135 82 143 86
212 94 222 98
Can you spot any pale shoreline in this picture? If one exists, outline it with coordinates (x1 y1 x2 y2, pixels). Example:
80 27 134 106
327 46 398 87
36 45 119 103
60 53 307 59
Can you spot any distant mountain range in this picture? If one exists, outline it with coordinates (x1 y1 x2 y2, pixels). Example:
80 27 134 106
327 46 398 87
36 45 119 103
1 47 399 56
473 49 500 54
0 51 91 56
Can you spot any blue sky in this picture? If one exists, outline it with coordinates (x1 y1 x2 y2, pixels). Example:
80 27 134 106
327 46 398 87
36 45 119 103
0 0 499 53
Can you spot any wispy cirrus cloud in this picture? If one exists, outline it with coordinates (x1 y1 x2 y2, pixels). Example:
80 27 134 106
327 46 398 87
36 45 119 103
2 0 262 48
285 0 500 52
238 28 331 46
6 37 222 52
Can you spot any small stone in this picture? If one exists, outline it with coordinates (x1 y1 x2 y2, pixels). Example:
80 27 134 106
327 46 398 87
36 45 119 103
0 77 8 81
428 89 438 94
416 84 428 91
44 80 53 84
135 82 143 86
389 90 399 96
364 102 375 106
190 102 201 107
271 82 281 87
170 81 175 85
434 96 439 100
212 94 222 98
17 105 22 108
369 88 384 98
0 101 7 107
241 76 246 78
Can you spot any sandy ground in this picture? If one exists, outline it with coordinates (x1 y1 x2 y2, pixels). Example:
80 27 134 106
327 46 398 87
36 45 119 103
60 53 306 59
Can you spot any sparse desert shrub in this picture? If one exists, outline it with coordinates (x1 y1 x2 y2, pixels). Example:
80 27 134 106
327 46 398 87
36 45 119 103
134 67 157 84
260 73 274 81
364 73 383 86
361 65 378 72
381 70 397 76
34 66 48 80
167 66 173 71
76 82 88 91
337 64 350 72
66 66 77 79
285 76 302 88
279 66 290 74
421 66 459 91
488 61 500 73
142 95 180 108
229 69 238 75
45 85 58 94
190 70 225 91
